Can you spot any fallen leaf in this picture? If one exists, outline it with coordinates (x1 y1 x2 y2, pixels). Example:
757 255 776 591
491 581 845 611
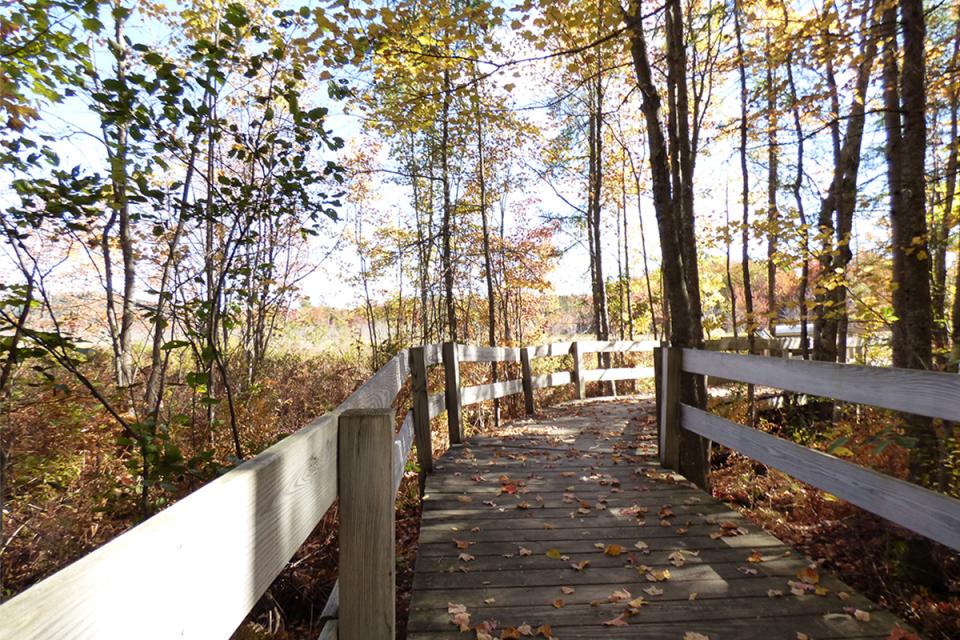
607 588 631 602
454 539 472 550
459 553 475 562
571 560 590 571
500 627 521 639
767 589 784 598
552 598 565 608
737 566 759 576
535 624 553 639
747 550 764 563
643 586 664 596
602 614 630 627
518 547 533 556
545 548 563 560
683 633 709 640
797 566 820 585
561 586 575 594
516 501 530 510
517 623 533 635
627 597 646 609
634 540 649 552
447 603 470 631
458 495 473 503
668 551 686 567
645 568 670 581
688 592 698 600
604 544 624 557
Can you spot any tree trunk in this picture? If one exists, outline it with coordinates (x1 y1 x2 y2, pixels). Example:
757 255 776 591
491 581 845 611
625 0 708 488
733 0 754 351
440 69 457 341
765 28 778 334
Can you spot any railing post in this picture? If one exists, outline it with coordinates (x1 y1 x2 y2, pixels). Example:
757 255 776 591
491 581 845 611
338 408 395 640
653 345 662 441
409 347 433 490
571 341 586 400
659 346 681 471
520 346 535 415
442 342 463 445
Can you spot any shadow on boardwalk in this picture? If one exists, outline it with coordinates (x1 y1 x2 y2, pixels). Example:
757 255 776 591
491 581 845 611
407 397 915 639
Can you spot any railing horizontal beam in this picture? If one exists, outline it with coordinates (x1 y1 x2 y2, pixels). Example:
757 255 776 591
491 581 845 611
461 379 524 405
581 366 655 382
682 348 960 422
456 344 522 362
680 404 960 551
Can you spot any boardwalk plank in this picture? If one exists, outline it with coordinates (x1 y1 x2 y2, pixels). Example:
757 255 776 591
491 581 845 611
407 399 919 640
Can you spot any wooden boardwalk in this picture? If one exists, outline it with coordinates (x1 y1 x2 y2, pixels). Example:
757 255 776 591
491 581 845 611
407 398 913 639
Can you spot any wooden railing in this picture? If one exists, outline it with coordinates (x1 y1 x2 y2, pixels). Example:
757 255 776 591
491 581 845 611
0 339 654 640
656 346 960 553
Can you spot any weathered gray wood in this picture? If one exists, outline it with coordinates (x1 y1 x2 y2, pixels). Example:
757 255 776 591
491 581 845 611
680 403 960 551
442 341 462 445
317 620 337 640
0 416 341 640
460 379 523 405
527 342 574 358
394 412 415 491
408 399 916 640
580 366 654 382
529 371 572 390
409 347 433 474
653 345 662 440
341 349 410 411
573 339 659 353
660 347 681 470
682 348 960 422
456 344 522 362
520 347 535 415
317 583 339 640
318 412 413 636
422 343 443 367
427 393 445 420
571 341 585 400
338 408 395 640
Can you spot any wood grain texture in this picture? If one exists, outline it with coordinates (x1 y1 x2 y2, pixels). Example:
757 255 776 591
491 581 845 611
460 379 523 405
407 399 915 640
659 347 681 470
681 404 960 551
0 413 341 640
422 343 444 367
527 342 574 358
338 409 395 640
456 344 522 362
520 347 535 415
682 348 960 421
409 347 433 474
442 342 463 445
580 366 654 382
427 393 446 420
574 339 659 353
394 412 415 491
529 371 572 390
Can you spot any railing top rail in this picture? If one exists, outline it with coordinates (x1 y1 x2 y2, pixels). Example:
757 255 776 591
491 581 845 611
681 348 960 422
